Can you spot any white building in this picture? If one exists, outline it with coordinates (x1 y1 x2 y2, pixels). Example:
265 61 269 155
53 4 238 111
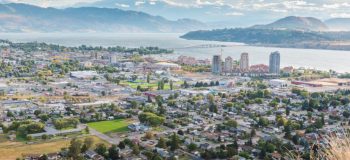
240 52 249 72
224 56 233 73
269 79 288 88
70 71 98 79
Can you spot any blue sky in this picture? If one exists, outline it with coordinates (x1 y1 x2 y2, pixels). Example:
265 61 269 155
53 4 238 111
2 0 350 26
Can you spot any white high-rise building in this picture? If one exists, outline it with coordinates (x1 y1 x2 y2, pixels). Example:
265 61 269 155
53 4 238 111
240 52 249 72
110 54 117 64
224 56 233 73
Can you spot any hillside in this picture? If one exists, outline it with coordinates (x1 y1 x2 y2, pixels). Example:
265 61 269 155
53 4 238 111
181 28 350 50
181 28 331 44
325 18 350 31
0 3 207 33
251 16 328 31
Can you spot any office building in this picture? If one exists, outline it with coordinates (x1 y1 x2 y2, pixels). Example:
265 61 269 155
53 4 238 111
212 55 222 74
269 51 281 75
240 52 249 72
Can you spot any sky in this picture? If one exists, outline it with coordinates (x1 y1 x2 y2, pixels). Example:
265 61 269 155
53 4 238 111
1 0 350 26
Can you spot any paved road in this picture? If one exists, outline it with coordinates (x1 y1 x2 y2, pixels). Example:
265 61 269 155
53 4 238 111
81 124 120 145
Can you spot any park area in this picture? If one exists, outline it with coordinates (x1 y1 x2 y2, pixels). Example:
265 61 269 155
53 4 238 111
87 119 132 134
0 135 108 160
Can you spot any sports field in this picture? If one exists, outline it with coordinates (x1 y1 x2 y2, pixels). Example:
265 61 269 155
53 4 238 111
87 119 131 134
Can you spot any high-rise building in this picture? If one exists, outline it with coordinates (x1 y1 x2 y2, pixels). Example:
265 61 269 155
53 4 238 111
240 52 249 72
224 56 233 73
212 55 222 74
110 54 117 64
269 51 281 75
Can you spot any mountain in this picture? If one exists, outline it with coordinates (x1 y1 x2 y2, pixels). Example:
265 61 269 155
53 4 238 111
0 3 208 33
251 16 329 31
181 28 331 44
181 28 350 50
325 18 350 31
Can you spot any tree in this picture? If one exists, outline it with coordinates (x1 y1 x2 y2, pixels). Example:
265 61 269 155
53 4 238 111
145 131 153 139
170 80 173 90
108 145 120 160
6 111 14 117
82 137 94 152
188 143 197 152
68 138 83 159
40 154 48 160
147 73 150 83
250 128 256 137
170 133 180 151
41 134 48 140
95 143 107 157
258 117 269 127
85 126 90 134
225 119 238 128
183 81 189 88
138 112 165 126
118 141 126 149
157 137 167 149
344 110 350 118
38 114 49 122
286 107 290 116
132 144 140 155
34 110 42 116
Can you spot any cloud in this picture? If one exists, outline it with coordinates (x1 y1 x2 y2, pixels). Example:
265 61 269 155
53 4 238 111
331 13 350 18
225 12 244 16
3 0 350 20
1 0 101 8
115 3 129 8
135 1 145 6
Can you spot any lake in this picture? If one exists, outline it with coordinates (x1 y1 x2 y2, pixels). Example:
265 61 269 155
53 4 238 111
0 32 349 73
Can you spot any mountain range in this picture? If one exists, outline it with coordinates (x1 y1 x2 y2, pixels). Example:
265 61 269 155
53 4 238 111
0 3 208 33
0 3 349 33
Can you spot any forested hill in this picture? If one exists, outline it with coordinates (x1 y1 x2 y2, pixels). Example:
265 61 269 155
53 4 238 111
181 28 332 44
181 28 350 50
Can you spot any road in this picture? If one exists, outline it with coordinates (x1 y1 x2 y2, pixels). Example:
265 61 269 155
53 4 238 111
81 124 120 145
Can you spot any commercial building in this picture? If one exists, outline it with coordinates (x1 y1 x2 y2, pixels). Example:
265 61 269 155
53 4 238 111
240 52 249 72
212 55 222 74
269 79 288 88
269 51 281 75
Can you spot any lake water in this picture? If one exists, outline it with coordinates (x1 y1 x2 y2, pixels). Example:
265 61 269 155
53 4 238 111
0 32 349 73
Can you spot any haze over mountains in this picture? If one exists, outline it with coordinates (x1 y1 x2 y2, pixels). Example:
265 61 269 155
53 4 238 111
0 3 208 33
0 3 349 33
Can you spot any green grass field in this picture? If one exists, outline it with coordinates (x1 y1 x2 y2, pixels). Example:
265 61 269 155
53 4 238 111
87 119 130 134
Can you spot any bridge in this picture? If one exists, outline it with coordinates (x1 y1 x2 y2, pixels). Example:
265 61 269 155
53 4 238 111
168 43 243 50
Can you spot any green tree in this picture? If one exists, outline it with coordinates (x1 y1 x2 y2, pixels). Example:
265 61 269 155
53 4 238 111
157 137 167 149
118 141 126 149
147 73 150 83
170 133 180 151
132 144 140 155
108 145 120 160
170 80 173 90
68 138 83 159
188 143 197 152
95 143 107 157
